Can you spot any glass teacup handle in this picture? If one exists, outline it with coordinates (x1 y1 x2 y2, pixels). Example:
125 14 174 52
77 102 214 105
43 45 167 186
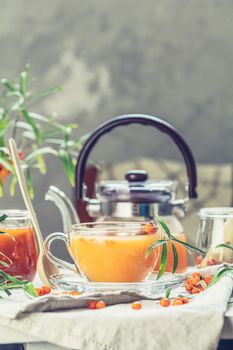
44 232 78 273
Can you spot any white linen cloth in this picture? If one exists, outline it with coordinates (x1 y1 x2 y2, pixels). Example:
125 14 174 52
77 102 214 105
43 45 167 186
0 274 232 350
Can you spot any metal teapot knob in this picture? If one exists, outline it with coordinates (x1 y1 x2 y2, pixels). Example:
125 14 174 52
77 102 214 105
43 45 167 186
125 170 148 182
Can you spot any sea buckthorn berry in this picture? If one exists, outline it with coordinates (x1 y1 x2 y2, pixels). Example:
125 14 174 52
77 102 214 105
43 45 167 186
186 278 195 286
160 298 170 307
191 288 200 294
195 256 203 265
192 272 201 278
88 300 97 309
35 288 44 296
172 299 183 306
207 258 216 266
174 297 183 302
96 301 106 309
41 286 51 295
185 283 193 292
131 302 142 310
181 297 189 304
144 222 157 235
192 276 201 285
68 291 81 296
203 275 212 285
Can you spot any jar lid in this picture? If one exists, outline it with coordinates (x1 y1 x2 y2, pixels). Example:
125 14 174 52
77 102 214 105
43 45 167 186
198 207 233 218
97 170 177 204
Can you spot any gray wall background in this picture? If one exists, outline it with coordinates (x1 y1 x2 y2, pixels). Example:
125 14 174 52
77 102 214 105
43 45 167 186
0 0 233 255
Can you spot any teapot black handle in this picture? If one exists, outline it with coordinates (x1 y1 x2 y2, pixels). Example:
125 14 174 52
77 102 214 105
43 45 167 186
75 114 198 199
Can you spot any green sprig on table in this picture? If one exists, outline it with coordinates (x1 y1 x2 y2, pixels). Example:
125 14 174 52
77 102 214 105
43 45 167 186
215 243 233 252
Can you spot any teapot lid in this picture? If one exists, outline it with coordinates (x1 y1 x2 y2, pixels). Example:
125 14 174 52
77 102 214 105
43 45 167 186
97 170 177 204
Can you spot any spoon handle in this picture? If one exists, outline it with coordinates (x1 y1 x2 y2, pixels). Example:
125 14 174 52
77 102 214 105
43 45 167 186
8 138 44 253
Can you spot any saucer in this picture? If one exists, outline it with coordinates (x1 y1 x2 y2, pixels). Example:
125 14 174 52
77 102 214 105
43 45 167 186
49 272 185 295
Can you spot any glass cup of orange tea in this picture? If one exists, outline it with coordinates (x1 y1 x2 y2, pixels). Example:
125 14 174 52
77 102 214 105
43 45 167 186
0 210 38 281
45 222 160 283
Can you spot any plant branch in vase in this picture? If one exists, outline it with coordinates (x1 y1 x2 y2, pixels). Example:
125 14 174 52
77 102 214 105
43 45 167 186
0 64 87 197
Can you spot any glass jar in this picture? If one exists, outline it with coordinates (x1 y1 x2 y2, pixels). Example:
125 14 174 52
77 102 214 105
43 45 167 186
0 210 38 281
195 207 233 268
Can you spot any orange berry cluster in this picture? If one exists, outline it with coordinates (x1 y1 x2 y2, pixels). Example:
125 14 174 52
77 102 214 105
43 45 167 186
160 296 189 307
88 300 106 309
185 272 212 294
35 285 51 296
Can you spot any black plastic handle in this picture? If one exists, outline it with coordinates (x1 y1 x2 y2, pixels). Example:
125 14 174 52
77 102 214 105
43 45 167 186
75 114 198 199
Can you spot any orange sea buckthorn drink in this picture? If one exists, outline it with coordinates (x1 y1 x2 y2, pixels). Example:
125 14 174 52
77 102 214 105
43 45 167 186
0 210 38 281
45 222 160 283
70 222 159 282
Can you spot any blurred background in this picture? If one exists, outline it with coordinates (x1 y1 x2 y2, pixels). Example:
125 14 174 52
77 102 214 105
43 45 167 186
0 0 232 254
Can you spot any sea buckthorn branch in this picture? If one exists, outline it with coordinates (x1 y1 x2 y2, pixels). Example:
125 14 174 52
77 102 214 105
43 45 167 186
146 216 206 280
0 65 87 197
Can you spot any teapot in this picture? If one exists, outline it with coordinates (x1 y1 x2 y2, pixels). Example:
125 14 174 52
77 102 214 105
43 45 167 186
46 114 198 272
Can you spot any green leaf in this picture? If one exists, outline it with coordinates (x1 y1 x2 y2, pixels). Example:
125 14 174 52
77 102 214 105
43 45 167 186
215 243 233 252
157 243 167 280
10 176 17 196
42 128 65 139
145 239 167 258
25 147 57 163
43 138 65 145
22 130 36 140
0 214 7 223
28 86 63 101
165 287 172 298
5 96 24 112
30 144 50 174
208 267 233 288
157 216 171 238
171 242 178 274
0 270 37 298
0 147 10 154
58 149 75 186
21 109 40 140
0 156 14 173
171 237 206 254
0 177 3 197
0 79 15 92
0 119 14 138
3 288 12 296
25 168 34 199
16 120 33 132
25 112 51 123
23 282 38 297
20 65 30 95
